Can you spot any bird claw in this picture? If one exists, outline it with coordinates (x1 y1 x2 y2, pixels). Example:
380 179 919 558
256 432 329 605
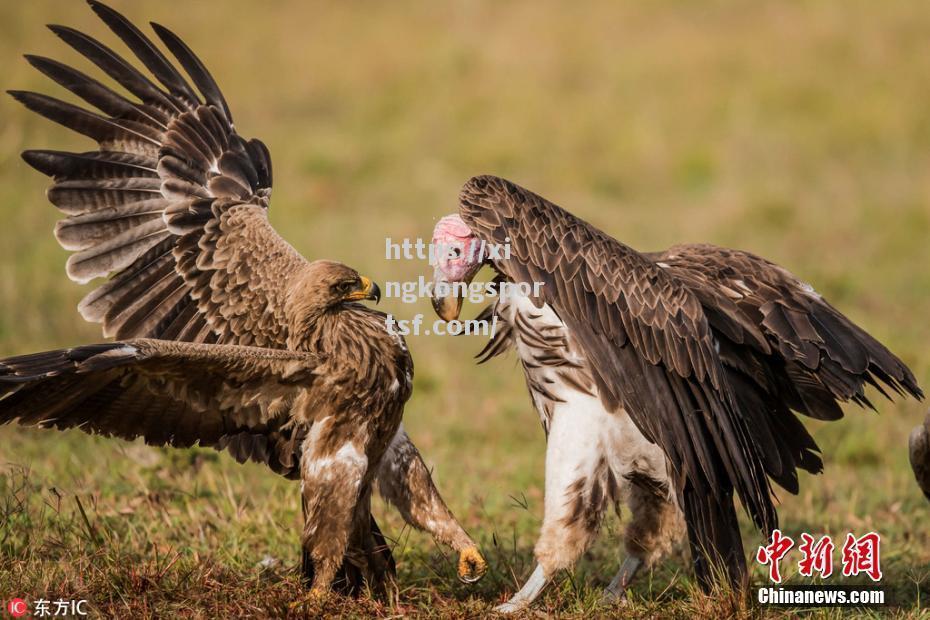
493 564 548 614
602 555 641 605
493 599 528 614
457 546 488 584
288 588 328 610
601 585 629 605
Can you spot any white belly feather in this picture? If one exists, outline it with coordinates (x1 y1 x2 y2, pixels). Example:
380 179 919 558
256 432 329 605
497 290 669 493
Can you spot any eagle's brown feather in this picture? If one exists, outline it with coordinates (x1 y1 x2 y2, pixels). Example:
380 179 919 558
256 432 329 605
5 1 485 595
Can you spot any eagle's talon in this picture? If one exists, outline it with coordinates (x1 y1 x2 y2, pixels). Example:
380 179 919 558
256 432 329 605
457 546 487 584
288 588 328 610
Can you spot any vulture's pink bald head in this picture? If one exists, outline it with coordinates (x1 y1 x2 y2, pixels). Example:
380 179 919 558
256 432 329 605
430 214 482 321
431 214 481 281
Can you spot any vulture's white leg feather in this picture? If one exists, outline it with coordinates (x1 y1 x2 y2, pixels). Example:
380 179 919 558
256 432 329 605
495 291 678 611
534 387 614 573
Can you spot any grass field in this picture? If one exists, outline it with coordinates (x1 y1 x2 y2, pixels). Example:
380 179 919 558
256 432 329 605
1 1 929 617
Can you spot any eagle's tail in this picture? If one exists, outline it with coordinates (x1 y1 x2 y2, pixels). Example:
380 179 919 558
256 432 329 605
681 482 748 594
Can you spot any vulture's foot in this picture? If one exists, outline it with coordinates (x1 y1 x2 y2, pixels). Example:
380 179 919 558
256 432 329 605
602 556 642 603
458 546 488 583
493 564 548 614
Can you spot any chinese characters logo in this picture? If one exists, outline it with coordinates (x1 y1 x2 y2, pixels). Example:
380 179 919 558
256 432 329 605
756 530 882 583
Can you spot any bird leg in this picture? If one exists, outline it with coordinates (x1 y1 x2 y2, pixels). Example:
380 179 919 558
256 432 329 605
909 411 930 501
334 510 396 597
300 439 370 595
496 403 611 613
494 564 549 614
300 512 392 596
603 556 642 602
603 473 684 602
376 426 487 583
300 493 316 588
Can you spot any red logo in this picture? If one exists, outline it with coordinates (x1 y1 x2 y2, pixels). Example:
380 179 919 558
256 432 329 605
755 528 795 583
756 530 884 583
798 533 835 578
7 599 28 618
841 532 883 581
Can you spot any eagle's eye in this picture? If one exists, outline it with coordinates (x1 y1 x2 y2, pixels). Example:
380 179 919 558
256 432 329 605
450 247 462 259
333 280 355 295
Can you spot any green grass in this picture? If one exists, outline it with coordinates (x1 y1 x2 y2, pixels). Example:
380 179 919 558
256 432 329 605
1 0 929 617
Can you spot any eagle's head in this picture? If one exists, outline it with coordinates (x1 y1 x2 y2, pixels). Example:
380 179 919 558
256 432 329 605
430 214 483 321
287 260 381 327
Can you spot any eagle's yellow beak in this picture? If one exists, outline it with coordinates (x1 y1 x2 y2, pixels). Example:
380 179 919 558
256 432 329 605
344 275 381 303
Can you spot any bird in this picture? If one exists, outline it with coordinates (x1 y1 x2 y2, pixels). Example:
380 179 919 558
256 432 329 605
909 411 930 501
429 174 922 612
1 0 487 596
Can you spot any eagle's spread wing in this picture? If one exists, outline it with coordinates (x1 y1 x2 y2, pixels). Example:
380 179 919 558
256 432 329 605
10 0 306 348
459 175 777 583
0 339 319 477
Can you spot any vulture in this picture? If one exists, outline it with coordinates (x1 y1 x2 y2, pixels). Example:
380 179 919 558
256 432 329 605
1 0 487 595
430 175 922 612
910 411 930 501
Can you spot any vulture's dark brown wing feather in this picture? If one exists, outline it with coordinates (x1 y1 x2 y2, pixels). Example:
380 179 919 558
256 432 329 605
11 0 302 349
0 339 318 478
645 244 923 496
458 175 777 586
651 244 922 409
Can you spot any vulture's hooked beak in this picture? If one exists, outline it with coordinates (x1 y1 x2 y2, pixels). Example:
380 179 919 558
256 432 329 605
345 275 381 303
431 264 466 321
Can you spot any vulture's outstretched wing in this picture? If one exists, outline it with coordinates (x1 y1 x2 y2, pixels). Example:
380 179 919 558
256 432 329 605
459 175 776 585
648 244 922 493
10 0 305 348
651 244 921 412
0 339 319 477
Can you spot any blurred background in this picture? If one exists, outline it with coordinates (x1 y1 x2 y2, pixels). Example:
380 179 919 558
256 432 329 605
0 1 927 615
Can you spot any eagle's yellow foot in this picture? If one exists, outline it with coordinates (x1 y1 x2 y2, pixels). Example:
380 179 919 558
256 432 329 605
289 587 329 610
458 546 487 584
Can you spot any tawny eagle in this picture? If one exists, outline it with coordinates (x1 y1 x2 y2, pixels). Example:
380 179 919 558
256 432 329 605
1 0 486 595
430 175 921 612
